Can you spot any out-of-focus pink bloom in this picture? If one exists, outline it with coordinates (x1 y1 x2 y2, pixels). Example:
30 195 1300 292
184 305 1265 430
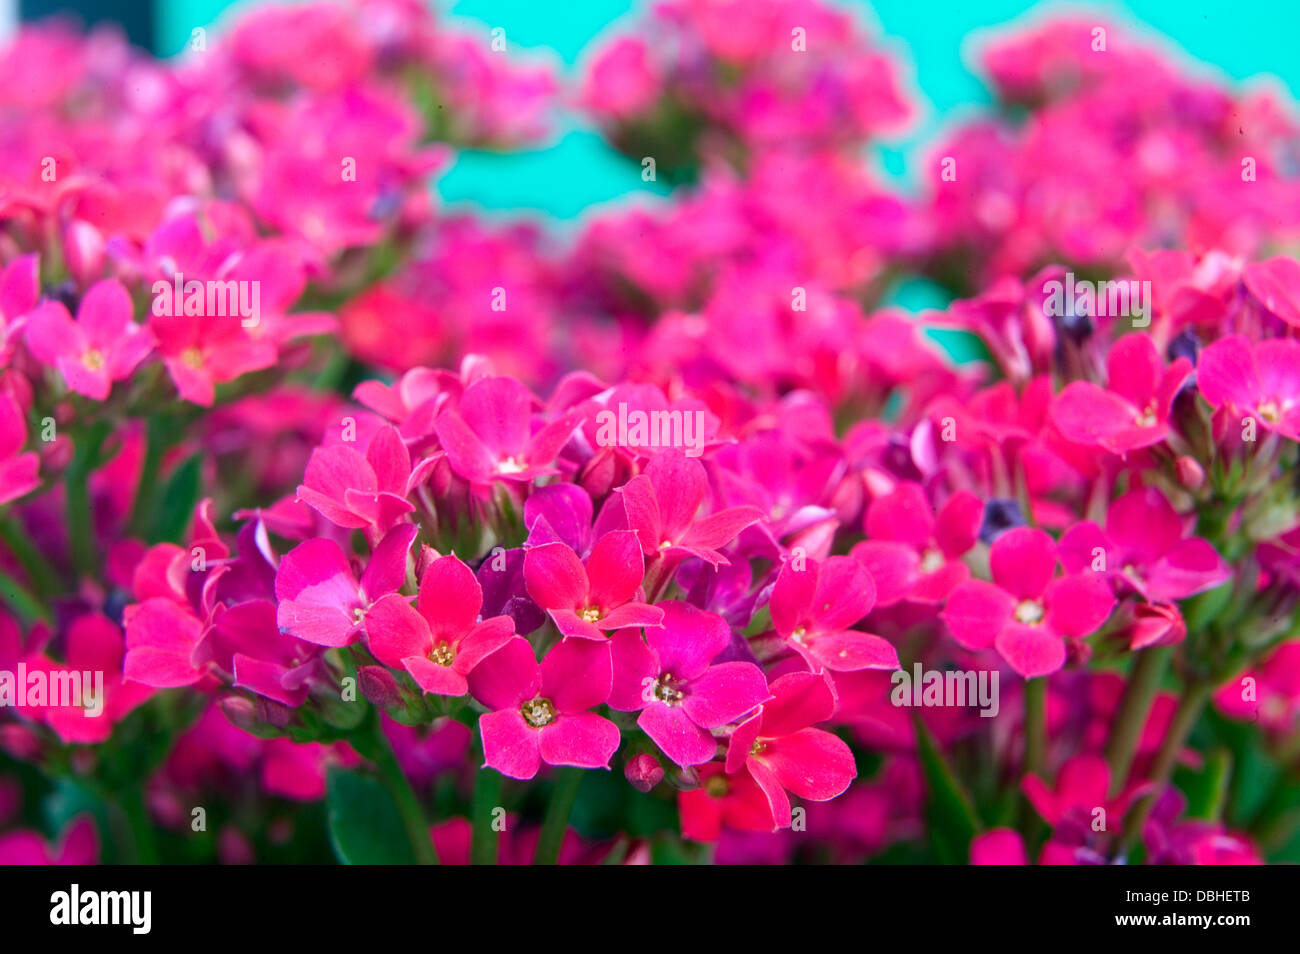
1213 640 1300 731
854 483 983 605
970 828 1028 865
23 281 153 400
0 392 39 505
0 817 97 864
1197 335 1300 441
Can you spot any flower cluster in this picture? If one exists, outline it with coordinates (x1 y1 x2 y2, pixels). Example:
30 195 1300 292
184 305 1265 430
0 0 1298 867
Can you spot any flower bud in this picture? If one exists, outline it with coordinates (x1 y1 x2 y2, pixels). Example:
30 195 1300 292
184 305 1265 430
358 665 402 708
624 753 664 793
1175 455 1205 491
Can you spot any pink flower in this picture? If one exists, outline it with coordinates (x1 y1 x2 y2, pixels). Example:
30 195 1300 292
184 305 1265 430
770 555 899 672
1197 334 1300 441
275 524 417 647
366 553 516 698
523 531 663 640
296 425 417 531
853 482 983 605
23 280 154 400
0 392 39 506
619 450 764 566
942 527 1115 678
435 376 578 485
150 312 277 407
1058 487 1230 602
469 636 619 779
679 763 780 841
725 671 857 830
1051 333 1192 453
28 614 153 744
608 601 770 767
970 828 1028 864
0 817 97 865
0 253 38 355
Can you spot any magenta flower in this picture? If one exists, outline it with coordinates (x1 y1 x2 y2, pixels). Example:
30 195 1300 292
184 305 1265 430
1197 334 1300 441
1058 487 1230 602
1051 333 1192 453
0 253 38 356
296 425 417 531
23 280 153 401
524 531 664 640
725 671 857 830
150 312 277 407
970 828 1028 865
770 555 899 672
366 553 516 698
0 392 39 506
607 601 770 767
275 524 417 647
618 450 763 566
435 376 579 485
854 482 983 605
942 527 1116 678
468 636 619 779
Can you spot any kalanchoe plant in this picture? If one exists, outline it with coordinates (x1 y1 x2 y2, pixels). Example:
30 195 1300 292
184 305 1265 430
0 0 1298 869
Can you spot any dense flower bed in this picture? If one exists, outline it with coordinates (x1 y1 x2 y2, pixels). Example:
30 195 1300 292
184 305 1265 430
1 0 1298 865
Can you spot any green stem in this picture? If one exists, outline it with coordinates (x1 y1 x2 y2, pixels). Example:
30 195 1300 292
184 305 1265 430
128 416 170 538
1023 676 1047 780
66 420 111 578
1104 647 1171 795
121 787 159 864
470 767 503 866
1120 680 1212 853
0 517 61 599
534 767 583 865
0 569 50 624
368 715 438 865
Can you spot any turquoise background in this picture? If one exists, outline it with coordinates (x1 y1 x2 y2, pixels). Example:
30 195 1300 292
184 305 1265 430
156 0 1300 225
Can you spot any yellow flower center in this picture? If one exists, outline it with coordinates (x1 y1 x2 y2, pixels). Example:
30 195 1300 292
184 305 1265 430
181 347 204 369
81 349 105 371
652 673 684 705
580 606 602 624
521 697 556 728
1015 599 1045 625
431 643 455 667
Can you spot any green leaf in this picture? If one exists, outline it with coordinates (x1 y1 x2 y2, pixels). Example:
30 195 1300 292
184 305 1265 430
913 714 979 864
326 768 418 865
150 452 203 544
